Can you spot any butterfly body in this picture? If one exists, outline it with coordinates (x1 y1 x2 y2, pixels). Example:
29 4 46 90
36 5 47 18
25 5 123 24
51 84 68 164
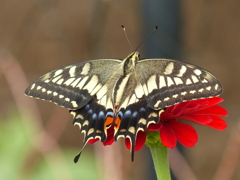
25 51 222 161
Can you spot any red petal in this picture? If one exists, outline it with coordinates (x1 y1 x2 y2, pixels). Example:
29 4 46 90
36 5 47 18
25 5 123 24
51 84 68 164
173 101 201 115
178 115 213 125
160 123 177 148
135 131 147 151
161 105 179 120
171 107 184 116
190 105 228 116
179 97 224 114
205 115 227 130
184 102 201 110
206 97 224 105
168 121 198 147
192 97 224 110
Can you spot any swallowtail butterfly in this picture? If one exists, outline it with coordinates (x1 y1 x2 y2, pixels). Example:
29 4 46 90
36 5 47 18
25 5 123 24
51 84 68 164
25 51 222 162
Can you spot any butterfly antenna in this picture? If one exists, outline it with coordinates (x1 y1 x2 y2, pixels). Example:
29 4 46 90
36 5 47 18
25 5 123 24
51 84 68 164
135 26 158 52
121 25 134 50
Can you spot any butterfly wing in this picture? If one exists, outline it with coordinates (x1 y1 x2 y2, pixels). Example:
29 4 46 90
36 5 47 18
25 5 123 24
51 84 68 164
25 59 122 110
135 58 223 110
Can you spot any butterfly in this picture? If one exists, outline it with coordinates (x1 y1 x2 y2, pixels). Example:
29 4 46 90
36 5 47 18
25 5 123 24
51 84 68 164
25 51 222 162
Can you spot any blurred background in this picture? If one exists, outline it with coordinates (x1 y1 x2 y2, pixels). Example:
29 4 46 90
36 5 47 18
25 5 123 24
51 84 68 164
0 0 239 179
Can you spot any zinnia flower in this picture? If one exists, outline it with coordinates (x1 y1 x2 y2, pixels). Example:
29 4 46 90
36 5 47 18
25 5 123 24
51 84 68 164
89 97 227 157
127 97 227 151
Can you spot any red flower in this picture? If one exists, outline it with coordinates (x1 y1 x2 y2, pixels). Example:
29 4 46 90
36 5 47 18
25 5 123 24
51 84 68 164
130 97 227 151
89 97 227 153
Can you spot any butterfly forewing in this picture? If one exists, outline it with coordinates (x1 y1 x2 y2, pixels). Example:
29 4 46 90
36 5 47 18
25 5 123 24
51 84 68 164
135 59 222 110
25 59 122 110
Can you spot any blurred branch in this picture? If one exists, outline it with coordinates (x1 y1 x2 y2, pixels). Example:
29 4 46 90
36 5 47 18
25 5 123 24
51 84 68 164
169 148 197 180
0 50 73 180
213 119 240 180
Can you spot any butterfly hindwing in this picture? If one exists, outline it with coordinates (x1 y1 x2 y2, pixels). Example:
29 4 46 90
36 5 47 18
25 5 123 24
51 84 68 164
25 59 122 110
135 59 222 110
70 98 113 144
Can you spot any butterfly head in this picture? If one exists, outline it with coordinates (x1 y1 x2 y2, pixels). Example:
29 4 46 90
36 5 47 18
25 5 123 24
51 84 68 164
131 51 140 61
123 51 140 74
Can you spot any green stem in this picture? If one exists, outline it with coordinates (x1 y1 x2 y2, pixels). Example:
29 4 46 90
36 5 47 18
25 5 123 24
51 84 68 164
146 131 171 180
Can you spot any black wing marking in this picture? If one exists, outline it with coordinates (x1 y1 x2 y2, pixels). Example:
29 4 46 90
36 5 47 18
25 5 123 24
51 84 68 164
25 59 122 110
136 59 223 109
